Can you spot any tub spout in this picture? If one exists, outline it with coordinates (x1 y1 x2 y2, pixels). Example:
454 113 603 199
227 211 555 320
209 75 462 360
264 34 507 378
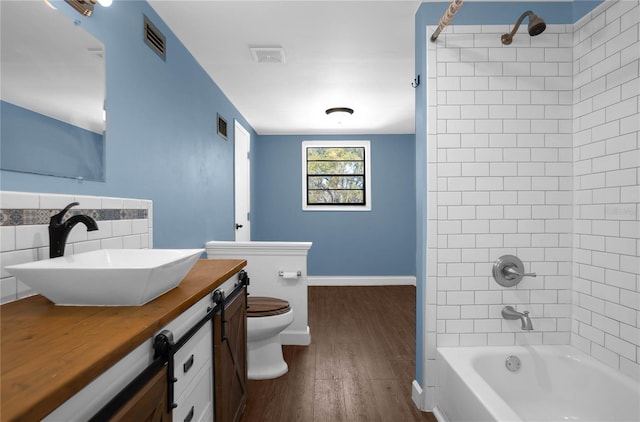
521 312 533 330
502 306 534 330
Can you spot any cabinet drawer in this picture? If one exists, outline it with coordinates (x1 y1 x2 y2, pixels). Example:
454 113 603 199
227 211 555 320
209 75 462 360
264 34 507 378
174 323 212 399
174 362 213 422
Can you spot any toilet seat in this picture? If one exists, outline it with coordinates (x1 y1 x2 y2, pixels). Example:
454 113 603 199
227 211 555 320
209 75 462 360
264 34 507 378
247 296 290 317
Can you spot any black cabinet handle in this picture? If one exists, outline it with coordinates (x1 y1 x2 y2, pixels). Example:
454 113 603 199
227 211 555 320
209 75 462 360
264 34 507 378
183 354 194 373
184 406 194 422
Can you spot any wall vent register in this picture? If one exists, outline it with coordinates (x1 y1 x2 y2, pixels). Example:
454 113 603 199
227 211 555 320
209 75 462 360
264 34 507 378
144 15 166 60
217 114 228 140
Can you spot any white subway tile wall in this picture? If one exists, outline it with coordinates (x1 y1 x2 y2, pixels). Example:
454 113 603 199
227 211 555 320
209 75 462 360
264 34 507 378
572 0 640 380
428 21 575 354
425 0 639 382
0 191 153 304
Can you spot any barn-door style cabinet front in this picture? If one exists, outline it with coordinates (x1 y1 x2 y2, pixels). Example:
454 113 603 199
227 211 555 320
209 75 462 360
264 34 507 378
82 269 248 422
214 285 248 422
108 366 172 422
156 272 248 422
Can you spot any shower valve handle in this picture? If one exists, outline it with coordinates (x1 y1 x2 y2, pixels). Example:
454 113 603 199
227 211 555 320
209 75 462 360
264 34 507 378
503 265 536 279
493 255 536 287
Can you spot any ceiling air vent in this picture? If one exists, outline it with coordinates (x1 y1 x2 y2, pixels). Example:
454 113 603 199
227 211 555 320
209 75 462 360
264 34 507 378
144 16 166 61
65 0 94 16
250 47 285 64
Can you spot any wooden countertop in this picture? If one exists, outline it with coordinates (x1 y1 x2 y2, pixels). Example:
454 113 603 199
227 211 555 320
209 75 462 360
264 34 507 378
0 259 246 422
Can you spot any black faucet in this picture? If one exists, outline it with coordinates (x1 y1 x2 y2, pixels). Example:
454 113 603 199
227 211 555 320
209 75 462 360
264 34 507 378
49 202 99 258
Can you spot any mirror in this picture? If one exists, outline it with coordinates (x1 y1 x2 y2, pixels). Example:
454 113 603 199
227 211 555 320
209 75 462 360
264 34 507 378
1 1 106 182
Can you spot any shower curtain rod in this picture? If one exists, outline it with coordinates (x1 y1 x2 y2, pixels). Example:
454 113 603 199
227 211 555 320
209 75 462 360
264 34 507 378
430 0 464 42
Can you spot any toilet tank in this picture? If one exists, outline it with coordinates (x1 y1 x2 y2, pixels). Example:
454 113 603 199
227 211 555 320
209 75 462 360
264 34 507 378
205 241 312 346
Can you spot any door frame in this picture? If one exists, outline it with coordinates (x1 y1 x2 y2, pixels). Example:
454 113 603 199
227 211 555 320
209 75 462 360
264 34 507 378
234 120 251 241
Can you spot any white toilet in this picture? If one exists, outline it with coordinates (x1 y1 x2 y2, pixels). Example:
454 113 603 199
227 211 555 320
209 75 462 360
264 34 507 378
246 296 294 380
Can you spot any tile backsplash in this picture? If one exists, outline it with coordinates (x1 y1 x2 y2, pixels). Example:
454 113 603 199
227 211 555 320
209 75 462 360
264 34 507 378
0 191 153 304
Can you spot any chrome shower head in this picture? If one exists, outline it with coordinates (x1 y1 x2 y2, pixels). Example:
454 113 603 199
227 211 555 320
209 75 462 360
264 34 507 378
501 10 546 45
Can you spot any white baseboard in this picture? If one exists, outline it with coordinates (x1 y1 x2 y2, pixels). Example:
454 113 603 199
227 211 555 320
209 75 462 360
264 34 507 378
413 380 443 418
308 276 416 286
280 326 311 345
412 380 423 409
433 406 448 422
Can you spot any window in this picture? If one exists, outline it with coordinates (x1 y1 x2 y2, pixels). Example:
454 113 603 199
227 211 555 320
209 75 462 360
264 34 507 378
302 140 371 211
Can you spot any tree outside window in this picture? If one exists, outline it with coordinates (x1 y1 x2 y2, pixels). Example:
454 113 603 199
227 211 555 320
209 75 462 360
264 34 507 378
302 141 371 211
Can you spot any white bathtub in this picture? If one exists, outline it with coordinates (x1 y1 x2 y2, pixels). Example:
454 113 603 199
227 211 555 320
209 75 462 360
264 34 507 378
436 345 640 422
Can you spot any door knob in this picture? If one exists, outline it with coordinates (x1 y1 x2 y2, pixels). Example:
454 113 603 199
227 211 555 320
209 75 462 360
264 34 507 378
235 223 243 229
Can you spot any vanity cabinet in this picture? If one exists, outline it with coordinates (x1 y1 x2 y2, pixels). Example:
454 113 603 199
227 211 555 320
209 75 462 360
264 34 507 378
173 322 214 422
109 366 171 422
0 259 248 422
109 273 247 422
214 286 248 422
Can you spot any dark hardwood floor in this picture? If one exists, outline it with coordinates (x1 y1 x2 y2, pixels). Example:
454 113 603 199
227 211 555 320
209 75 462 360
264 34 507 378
241 286 437 422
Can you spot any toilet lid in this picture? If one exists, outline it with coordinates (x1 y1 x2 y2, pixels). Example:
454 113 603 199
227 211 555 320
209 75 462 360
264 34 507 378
247 296 290 317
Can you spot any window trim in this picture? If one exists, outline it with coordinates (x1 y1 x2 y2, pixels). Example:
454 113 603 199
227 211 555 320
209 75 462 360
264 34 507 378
301 140 371 211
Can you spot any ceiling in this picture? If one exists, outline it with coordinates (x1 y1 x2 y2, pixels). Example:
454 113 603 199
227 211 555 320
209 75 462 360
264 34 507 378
148 1 421 135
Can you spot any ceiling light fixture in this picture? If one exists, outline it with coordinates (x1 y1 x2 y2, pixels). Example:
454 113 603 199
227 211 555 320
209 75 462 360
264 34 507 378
65 0 112 17
325 107 354 124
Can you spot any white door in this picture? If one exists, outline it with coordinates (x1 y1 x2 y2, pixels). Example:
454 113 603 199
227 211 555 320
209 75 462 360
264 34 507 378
234 120 251 241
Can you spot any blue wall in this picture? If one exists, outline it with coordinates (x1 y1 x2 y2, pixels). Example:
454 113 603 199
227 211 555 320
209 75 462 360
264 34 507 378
1 101 104 182
253 134 416 277
414 1 430 393
0 0 257 249
413 0 604 395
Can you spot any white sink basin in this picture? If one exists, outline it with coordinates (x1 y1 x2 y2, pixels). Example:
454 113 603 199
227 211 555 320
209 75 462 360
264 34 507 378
5 249 205 306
